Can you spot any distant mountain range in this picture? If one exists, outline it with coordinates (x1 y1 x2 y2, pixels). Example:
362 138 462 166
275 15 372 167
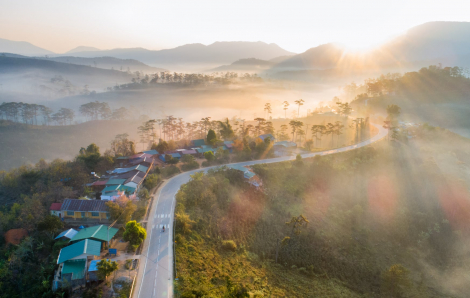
2 22 470 75
57 41 295 69
66 46 101 54
270 22 470 71
0 53 165 73
0 38 54 56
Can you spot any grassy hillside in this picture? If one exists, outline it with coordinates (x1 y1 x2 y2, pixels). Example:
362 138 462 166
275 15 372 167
174 125 470 297
0 120 141 170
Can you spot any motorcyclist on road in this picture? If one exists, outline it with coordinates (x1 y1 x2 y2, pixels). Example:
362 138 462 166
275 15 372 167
162 225 165 232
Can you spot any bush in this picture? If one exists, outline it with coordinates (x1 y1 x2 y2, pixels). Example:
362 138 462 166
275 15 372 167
161 165 181 178
138 188 150 201
221 240 237 251
144 173 160 189
181 160 199 171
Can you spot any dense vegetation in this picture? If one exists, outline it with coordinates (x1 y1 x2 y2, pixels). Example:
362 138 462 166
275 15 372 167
174 125 470 297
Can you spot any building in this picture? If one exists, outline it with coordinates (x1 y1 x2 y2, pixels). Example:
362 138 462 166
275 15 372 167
191 139 205 147
55 228 78 241
257 134 275 143
50 203 62 217
143 149 159 156
159 152 181 162
224 141 234 153
69 225 119 249
59 199 110 221
54 239 101 290
90 180 108 192
273 141 297 156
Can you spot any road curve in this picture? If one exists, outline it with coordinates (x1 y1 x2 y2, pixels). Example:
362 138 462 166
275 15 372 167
134 123 388 298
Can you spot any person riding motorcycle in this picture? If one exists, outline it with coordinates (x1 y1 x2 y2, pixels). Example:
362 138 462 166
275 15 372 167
162 225 165 232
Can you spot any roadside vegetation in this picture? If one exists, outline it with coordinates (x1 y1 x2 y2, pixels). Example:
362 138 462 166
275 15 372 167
174 125 470 297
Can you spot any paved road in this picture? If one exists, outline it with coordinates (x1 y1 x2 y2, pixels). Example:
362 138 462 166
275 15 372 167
134 123 387 298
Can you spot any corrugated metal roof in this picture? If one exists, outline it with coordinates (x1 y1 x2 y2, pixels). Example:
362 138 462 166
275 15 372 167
106 179 126 185
91 180 108 186
191 139 205 147
55 228 78 240
135 164 148 172
57 239 101 263
258 134 275 141
118 185 136 194
181 149 197 154
62 259 86 279
102 185 120 193
50 203 62 211
70 225 118 244
60 199 109 212
143 149 159 155
124 172 143 185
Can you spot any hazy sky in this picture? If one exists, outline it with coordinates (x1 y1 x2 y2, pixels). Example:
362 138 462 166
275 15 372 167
1 0 469 53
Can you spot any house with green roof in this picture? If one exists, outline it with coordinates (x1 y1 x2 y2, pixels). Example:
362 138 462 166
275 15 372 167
57 239 101 264
105 179 126 185
70 225 118 250
55 239 101 289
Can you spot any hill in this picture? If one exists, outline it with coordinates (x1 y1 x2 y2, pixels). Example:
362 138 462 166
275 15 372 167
0 119 141 171
0 56 133 94
35 56 166 73
208 58 274 72
0 38 54 56
59 41 295 70
66 46 101 53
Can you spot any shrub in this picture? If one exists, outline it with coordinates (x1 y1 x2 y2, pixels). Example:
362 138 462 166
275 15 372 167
161 165 181 178
181 161 199 171
221 240 237 251
144 173 160 189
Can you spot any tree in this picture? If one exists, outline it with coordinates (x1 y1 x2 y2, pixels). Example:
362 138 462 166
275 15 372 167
254 118 266 136
144 173 160 189
37 215 64 239
282 101 289 118
123 220 147 248
218 118 235 140
204 151 215 162
153 140 169 154
294 99 305 117
288 120 303 142
206 129 217 146
138 188 150 202
96 259 119 280
264 103 272 119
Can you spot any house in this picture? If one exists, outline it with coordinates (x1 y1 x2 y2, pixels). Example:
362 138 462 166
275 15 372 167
228 165 262 187
90 179 108 192
180 149 198 156
191 139 205 147
50 203 62 217
69 225 119 249
55 228 78 241
55 239 101 288
108 164 149 175
129 156 154 168
224 141 234 153
143 149 159 156
115 156 130 167
257 134 275 143
87 259 102 281
58 239 101 264
60 199 110 221
159 152 181 162
123 171 144 189
100 185 122 201
273 141 297 156
105 179 126 186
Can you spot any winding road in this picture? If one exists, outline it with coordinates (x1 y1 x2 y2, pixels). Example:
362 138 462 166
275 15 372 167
133 123 388 298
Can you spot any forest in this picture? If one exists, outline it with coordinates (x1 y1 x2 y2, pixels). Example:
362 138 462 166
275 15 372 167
173 124 470 297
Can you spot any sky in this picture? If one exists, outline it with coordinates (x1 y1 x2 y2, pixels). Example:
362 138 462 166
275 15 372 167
1 0 470 53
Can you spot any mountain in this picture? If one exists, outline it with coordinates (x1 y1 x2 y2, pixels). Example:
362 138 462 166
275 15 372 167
66 46 101 54
208 58 275 72
35 56 166 73
59 41 295 70
0 56 132 94
0 38 54 56
271 22 470 71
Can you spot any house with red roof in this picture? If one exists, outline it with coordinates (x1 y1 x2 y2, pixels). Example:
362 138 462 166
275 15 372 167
50 203 62 217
